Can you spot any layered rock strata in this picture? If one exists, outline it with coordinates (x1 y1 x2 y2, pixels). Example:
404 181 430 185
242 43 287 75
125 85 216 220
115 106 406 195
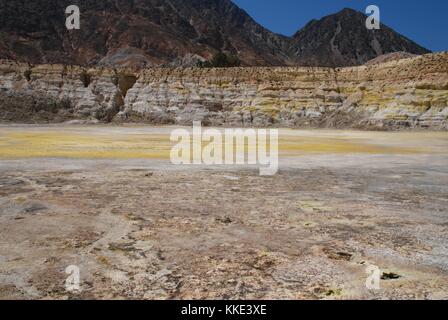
0 52 447 130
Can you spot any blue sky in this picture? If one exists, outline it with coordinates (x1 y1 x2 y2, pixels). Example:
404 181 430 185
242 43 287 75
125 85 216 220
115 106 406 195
232 0 448 52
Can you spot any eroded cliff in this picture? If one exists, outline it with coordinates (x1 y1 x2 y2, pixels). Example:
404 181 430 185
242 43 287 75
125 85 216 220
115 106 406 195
0 52 447 130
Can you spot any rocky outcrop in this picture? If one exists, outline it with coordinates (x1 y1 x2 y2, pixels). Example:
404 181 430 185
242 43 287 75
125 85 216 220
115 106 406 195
1 52 447 130
365 52 418 66
0 61 137 123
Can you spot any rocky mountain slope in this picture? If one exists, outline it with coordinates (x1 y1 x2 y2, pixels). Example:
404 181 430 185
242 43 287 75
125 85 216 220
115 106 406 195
0 1 430 67
1 52 447 129
0 0 291 67
290 8 430 67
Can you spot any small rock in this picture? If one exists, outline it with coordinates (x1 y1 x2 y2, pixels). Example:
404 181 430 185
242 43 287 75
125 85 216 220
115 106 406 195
216 216 233 224
323 248 353 261
381 272 401 280
23 203 48 214
223 176 240 181
325 288 343 297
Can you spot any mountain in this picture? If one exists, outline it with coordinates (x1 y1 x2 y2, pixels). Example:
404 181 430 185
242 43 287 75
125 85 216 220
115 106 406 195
290 8 430 67
0 1 431 67
0 0 293 67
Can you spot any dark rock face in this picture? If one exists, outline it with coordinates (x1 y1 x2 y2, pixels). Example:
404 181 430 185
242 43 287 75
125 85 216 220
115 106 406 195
290 8 430 67
0 2 431 67
0 0 291 67
0 90 77 123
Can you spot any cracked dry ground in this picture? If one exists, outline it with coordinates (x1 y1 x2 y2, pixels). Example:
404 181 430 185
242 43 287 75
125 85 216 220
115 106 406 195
1 166 448 300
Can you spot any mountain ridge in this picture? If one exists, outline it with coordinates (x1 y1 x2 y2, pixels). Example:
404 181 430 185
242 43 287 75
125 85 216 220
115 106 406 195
290 8 430 67
0 1 431 67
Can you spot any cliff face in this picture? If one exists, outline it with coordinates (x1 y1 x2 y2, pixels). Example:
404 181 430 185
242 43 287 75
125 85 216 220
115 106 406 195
1 52 447 130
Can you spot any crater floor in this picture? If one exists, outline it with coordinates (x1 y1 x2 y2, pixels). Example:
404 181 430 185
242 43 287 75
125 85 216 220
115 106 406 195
0 125 447 299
